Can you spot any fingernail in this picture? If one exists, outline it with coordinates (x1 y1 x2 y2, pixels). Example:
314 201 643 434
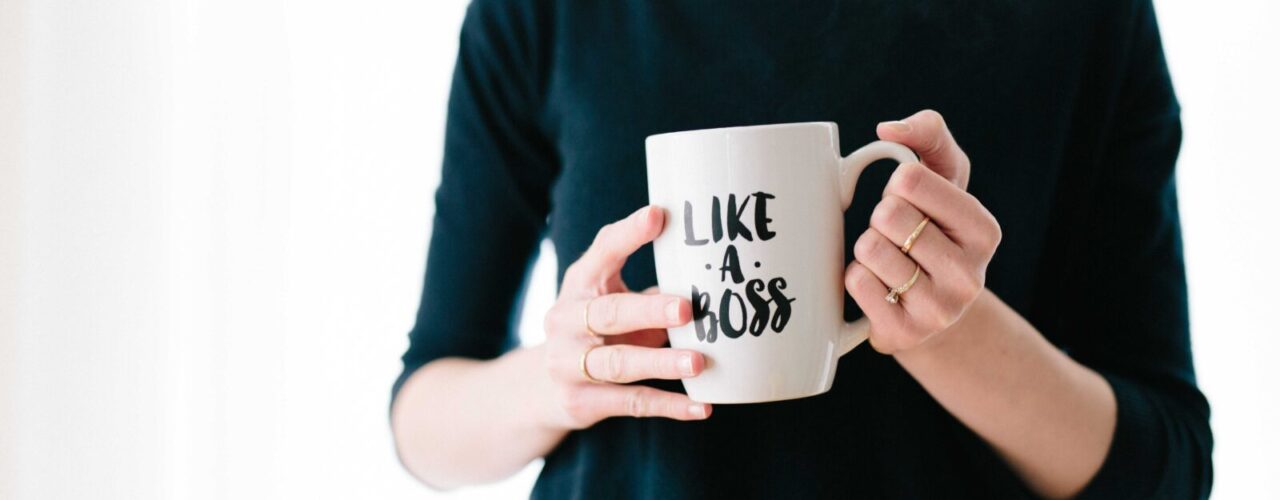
666 299 682 323
634 205 652 220
880 120 912 134
688 403 707 418
679 354 696 376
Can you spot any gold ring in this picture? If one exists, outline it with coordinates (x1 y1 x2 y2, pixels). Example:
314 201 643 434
900 216 931 254
583 297 599 338
579 344 605 383
885 264 922 304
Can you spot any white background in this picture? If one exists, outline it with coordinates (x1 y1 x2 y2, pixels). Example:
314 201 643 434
1 1 1276 498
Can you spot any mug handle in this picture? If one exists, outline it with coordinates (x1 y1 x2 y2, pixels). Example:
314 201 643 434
834 140 919 357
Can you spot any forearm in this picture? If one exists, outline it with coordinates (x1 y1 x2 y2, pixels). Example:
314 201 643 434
894 289 1117 499
390 345 566 490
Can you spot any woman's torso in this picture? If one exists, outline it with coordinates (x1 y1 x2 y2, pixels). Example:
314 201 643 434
527 1 1120 497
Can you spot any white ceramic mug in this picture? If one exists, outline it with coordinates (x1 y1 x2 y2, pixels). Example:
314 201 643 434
646 122 918 404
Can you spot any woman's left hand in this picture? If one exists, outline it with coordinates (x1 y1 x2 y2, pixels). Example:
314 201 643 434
844 109 1003 354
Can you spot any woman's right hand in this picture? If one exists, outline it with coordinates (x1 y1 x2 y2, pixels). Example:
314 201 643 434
539 205 712 430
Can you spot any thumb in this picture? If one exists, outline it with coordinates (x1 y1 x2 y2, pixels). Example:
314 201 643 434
875 109 971 189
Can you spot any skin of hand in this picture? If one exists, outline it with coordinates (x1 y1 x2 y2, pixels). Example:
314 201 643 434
539 205 712 428
845 109 1000 354
391 206 708 490
846 109 1117 498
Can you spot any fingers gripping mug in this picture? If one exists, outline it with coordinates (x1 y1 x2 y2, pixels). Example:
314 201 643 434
646 122 917 404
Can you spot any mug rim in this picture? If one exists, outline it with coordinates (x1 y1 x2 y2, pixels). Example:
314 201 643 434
645 121 836 144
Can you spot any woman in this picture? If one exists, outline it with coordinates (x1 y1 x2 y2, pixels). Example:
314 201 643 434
390 1 1213 498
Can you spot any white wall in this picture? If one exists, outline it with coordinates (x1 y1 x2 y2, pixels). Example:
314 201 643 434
1 0 540 498
1158 1 1280 497
0 1 1275 499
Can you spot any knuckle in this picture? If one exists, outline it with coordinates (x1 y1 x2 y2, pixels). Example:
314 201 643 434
984 214 1003 251
590 225 624 260
976 233 998 254
917 110 948 140
966 196 1002 252
597 295 621 330
592 222 616 247
557 386 579 412
655 397 678 419
542 305 562 336
867 330 893 354
919 109 945 128
647 296 669 325
561 262 581 284
607 346 627 381
958 272 984 302
563 260 590 288
870 196 904 231
632 207 657 231
853 231 885 263
650 351 670 377
558 386 590 424
544 342 577 382
845 263 868 292
957 149 973 172
890 163 927 196
625 389 649 418
914 111 949 155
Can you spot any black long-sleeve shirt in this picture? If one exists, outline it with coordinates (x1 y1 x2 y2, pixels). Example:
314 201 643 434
393 1 1213 497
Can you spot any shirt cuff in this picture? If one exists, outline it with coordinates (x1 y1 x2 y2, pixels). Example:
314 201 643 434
1075 371 1169 499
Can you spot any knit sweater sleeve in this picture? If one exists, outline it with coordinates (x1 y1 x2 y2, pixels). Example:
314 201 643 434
1063 1 1213 497
391 0 558 404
